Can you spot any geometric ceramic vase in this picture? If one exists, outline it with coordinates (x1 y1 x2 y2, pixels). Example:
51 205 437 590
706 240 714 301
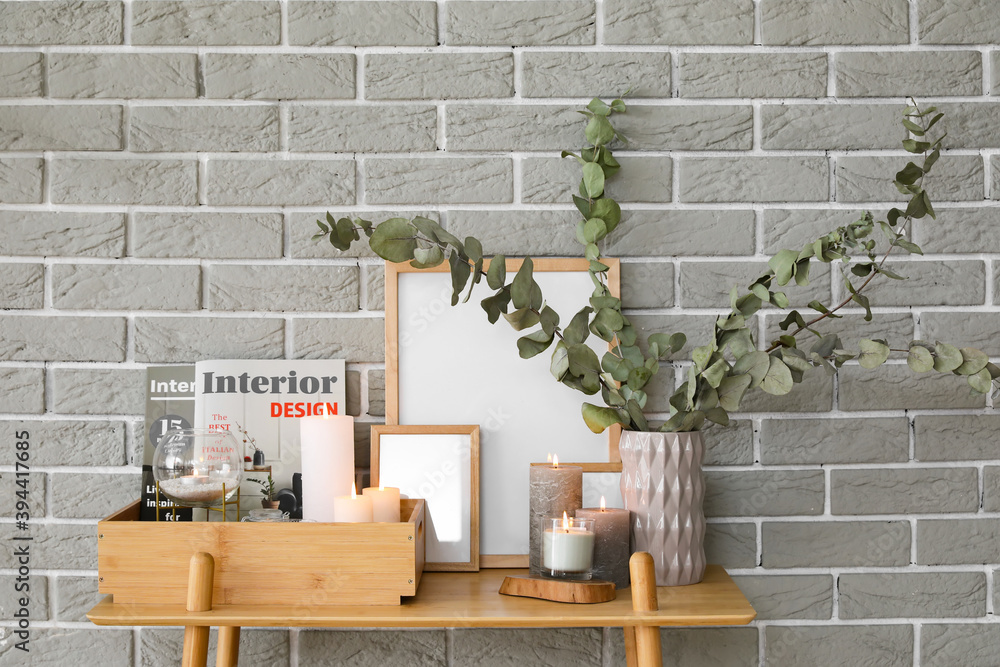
619 430 707 586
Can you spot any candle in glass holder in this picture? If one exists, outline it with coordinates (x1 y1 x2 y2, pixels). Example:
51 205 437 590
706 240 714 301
363 485 401 522
576 496 631 588
541 512 595 579
333 483 373 523
529 454 583 574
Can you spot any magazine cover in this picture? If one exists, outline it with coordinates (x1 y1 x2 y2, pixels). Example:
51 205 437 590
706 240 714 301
141 366 196 521
194 359 346 515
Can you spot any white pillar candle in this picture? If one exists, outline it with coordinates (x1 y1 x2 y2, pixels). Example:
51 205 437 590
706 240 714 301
333 484 373 523
363 486 401 522
300 415 355 523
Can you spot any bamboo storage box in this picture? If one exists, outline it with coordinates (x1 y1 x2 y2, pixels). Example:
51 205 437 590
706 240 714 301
97 498 426 606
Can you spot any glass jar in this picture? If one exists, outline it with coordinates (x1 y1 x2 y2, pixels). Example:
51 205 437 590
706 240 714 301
152 428 242 508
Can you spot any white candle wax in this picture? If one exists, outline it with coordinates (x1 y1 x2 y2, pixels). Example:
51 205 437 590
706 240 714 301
333 489 373 523
362 486 401 522
300 415 355 522
542 527 595 572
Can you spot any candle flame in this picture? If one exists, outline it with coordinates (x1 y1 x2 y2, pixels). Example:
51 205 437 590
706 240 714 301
546 453 552 463
600 496 606 511
552 454 559 468
351 483 357 499
562 511 569 530
379 484 384 491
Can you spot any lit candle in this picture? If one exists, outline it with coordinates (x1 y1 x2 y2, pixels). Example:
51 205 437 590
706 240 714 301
542 512 595 577
576 496 631 589
529 454 583 575
363 485 401 522
300 415 355 522
333 483 373 523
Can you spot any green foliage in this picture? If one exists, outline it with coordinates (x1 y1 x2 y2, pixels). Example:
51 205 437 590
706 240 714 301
248 475 276 501
314 98 996 433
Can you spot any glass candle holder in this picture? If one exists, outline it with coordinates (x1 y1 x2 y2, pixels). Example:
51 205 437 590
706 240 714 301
152 428 242 508
540 514 596 580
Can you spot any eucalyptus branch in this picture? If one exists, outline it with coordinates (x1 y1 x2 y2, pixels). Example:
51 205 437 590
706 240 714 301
314 96 996 435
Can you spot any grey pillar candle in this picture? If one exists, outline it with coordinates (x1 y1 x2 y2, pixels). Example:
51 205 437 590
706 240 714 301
528 458 583 575
576 501 631 589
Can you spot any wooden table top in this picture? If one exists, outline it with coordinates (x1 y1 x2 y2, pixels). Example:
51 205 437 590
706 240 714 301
87 565 755 629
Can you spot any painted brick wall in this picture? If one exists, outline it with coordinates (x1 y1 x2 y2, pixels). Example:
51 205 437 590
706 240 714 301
1 0 999 664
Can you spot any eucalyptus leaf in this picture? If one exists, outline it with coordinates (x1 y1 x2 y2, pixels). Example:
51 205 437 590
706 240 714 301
590 198 622 232
933 342 963 373
481 288 510 324
703 358 728 388
510 258 534 309
550 341 570 380
907 344 934 372
857 339 891 369
955 348 989 376
583 217 608 244
969 368 992 394
517 330 554 359
582 162 605 199
564 307 593 345
503 306 540 331
760 355 794 395
369 218 417 263
411 245 444 268
717 374 752 412
733 350 770 387
486 256 506 290
448 250 471 305
582 403 624 433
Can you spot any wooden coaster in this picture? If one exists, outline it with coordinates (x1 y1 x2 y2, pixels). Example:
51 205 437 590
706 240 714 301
498 575 616 604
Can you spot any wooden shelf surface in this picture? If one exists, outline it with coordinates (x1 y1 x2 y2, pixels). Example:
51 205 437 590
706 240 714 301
88 565 755 629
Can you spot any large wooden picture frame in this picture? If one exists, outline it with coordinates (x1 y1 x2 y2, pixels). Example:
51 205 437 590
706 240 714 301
386 258 620 567
372 424 480 572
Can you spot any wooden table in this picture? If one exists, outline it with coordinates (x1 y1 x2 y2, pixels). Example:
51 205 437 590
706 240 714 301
88 553 755 667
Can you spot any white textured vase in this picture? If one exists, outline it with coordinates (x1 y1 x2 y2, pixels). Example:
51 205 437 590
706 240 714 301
619 430 707 586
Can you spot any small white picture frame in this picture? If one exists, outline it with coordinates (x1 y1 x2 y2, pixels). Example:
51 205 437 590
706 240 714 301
372 425 480 572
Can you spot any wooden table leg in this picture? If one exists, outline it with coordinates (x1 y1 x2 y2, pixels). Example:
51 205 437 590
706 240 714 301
182 552 215 667
624 626 639 667
217 626 240 667
627 552 662 667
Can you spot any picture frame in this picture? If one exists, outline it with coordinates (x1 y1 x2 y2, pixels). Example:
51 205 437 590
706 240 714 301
386 258 620 567
371 424 480 572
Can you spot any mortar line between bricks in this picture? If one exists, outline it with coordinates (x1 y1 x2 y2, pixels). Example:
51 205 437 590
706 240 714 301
756 623 765 667
715 511 1000 522
5 44 997 55
6 147 993 160
279 0 289 47
7 95 1000 108
752 0 762 46
832 572 840 620
985 50 995 96
728 565 995 576
436 0 447 47
827 51 837 97
593 0 604 45
753 617 1000 627
987 568 995 615
705 461 995 471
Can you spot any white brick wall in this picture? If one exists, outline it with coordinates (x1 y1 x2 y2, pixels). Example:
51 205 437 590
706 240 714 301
1 0 999 664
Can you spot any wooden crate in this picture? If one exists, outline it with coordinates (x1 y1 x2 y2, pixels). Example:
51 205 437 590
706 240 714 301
98 498 425 606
